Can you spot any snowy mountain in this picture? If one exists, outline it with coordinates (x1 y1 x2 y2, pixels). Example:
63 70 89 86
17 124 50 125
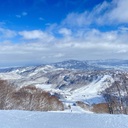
52 59 128 70
87 59 128 70
51 60 102 70
0 60 128 114
0 59 128 72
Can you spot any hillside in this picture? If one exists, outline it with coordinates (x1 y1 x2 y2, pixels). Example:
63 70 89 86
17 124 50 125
0 60 128 114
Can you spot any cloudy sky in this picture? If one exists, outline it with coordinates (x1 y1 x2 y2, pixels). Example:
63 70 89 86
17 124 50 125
0 0 128 67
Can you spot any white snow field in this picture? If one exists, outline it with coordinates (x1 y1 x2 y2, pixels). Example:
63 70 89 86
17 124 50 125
0 110 128 128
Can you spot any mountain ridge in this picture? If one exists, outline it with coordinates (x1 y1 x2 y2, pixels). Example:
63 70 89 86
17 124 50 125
1 59 128 72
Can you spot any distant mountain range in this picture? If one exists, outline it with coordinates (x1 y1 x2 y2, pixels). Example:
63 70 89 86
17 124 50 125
53 59 128 70
1 59 128 72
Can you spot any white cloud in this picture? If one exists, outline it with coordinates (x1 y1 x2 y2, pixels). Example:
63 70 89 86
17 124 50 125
19 30 54 42
1 26 128 67
62 1 109 27
62 12 88 27
54 53 64 58
1 0 128 67
109 0 128 23
0 28 17 38
63 0 128 27
117 49 127 53
59 28 72 36
119 27 128 31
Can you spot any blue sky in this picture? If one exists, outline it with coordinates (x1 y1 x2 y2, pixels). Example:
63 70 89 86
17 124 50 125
0 0 128 67
0 0 107 30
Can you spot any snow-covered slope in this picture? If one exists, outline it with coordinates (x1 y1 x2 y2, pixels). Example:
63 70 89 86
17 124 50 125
66 75 114 104
52 59 101 70
0 60 128 113
0 110 128 128
0 65 115 113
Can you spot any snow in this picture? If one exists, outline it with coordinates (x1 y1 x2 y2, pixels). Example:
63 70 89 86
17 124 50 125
13 74 114 108
35 84 52 90
0 68 114 112
0 66 119 113
70 105 92 113
0 110 128 128
0 72 22 80
65 75 114 104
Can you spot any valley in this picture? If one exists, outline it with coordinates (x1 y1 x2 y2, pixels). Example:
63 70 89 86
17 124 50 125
0 60 128 114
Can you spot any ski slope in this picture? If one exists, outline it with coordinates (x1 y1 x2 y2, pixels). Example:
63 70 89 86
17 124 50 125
65 75 113 104
0 110 128 128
